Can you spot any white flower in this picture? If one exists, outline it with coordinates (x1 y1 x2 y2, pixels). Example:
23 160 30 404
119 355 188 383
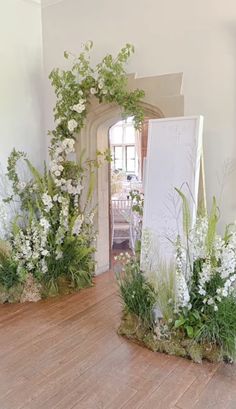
56 250 63 260
42 193 53 212
207 298 214 305
98 79 104 89
68 119 78 133
72 103 85 114
72 215 84 235
40 218 50 230
90 87 96 95
17 181 26 192
199 288 206 296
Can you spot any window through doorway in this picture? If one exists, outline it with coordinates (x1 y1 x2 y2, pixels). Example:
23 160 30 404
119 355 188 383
109 117 148 268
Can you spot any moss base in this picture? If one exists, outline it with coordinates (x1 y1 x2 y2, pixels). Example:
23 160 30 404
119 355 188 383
118 312 227 364
0 275 93 304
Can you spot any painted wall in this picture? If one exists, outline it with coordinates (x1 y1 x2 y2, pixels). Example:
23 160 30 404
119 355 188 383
41 0 236 228
0 0 45 173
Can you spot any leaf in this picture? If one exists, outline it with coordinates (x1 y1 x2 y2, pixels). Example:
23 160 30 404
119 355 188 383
175 317 186 328
192 311 200 321
175 188 191 237
206 196 219 255
25 159 44 191
186 325 194 338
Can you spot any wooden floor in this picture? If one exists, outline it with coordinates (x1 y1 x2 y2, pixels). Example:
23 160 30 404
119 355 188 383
0 272 236 409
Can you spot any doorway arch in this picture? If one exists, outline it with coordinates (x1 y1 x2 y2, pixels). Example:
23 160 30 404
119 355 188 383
76 72 184 274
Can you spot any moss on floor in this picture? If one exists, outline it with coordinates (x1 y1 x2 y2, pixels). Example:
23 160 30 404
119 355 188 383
118 311 225 364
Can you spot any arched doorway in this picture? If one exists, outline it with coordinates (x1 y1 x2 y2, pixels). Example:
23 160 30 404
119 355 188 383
76 73 184 274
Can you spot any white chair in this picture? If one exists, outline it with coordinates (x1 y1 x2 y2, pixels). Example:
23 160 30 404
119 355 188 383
111 199 132 249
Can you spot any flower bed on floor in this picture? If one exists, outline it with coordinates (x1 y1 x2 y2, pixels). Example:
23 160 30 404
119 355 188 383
116 196 236 364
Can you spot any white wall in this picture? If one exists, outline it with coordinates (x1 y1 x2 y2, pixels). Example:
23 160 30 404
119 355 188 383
0 0 45 173
41 0 236 228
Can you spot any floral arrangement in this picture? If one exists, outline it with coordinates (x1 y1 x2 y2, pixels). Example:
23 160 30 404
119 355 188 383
117 194 236 363
0 42 145 303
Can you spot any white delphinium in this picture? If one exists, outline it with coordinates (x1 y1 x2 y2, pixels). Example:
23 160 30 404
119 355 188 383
175 268 190 310
198 260 212 296
40 217 50 231
68 119 78 133
72 215 84 235
55 248 63 260
0 199 10 239
12 218 50 276
189 216 208 261
217 245 236 279
42 193 53 212
214 232 236 299
175 238 190 310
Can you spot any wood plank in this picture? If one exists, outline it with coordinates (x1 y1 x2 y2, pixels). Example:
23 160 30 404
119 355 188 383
0 271 234 409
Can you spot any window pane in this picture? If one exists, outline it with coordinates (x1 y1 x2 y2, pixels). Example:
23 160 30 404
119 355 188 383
115 160 123 170
126 146 135 172
110 126 123 144
124 126 135 144
127 159 135 172
114 146 123 159
126 146 135 159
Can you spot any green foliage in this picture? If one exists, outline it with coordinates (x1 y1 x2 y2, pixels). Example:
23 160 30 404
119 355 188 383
205 196 219 255
175 187 191 237
44 235 95 292
0 246 19 290
130 190 144 216
174 309 202 339
195 296 236 359
148 261 176 323
49 42 145 147
117 260 156 327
